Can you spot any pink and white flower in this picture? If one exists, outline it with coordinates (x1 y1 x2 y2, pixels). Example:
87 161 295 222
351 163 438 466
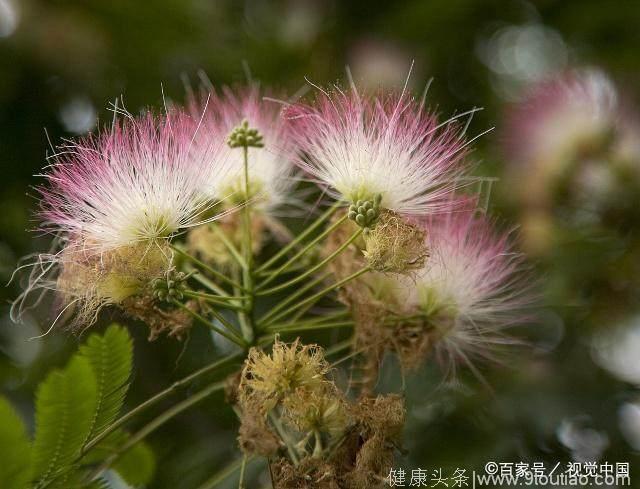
415 209 530 370
504 68 619 168
13 109 228 329
379 207 531 372
188 85 296 212
285 83 472 215
39 110 216 252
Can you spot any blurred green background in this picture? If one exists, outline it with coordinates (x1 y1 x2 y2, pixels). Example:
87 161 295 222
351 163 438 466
1 0 640 487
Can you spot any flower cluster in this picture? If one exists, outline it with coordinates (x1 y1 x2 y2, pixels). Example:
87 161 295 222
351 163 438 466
234 339 405 489
14 74 536 487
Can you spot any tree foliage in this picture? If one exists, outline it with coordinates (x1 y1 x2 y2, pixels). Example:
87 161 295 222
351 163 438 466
0 324 155 489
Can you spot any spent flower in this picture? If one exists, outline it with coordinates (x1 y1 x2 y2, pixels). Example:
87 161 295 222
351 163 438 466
239 338 331 411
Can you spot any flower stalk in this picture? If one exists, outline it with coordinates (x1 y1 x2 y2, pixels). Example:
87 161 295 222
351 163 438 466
256 226 362 295
256 213 349 290
172 300 247 347
87 380 227 483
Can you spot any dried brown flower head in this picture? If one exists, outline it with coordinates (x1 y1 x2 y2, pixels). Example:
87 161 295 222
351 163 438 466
56 240 171 330
362 210 429 273
340 394 406 489
273 457 341 489
239 338 332 412
282 387 350 437
238 402 282 457
122 295 196 340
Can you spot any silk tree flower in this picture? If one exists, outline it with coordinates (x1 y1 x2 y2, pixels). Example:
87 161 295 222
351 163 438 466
503 69 640 254
345 206 531 378
184 85 296 265
405 209 531 374
187 85 296 212
505 69 619 170
14 111 218 331
40 111 215 250
503 69 621 218
284 82 472 217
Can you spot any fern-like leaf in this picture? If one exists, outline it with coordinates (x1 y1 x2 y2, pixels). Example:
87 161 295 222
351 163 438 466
0 397 31 489
32 355 98 486
46 469 114 489
80 323 133 443
80 429 156 486
80 430 128 465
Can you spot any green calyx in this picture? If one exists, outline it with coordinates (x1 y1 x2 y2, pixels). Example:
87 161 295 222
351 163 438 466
227 119 264 149
347 194 382 230
152 270 192 302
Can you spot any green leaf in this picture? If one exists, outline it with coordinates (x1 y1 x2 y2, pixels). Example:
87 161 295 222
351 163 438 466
80 430 155 487
80 430 127 465
47 470 113 489
46 469 90 489
112 440 156 487
32 355 98 485
79 324 133 443
0 397 31 489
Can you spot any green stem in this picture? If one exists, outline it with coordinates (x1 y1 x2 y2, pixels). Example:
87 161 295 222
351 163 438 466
183 290 248 311
325 338 354 357
260 266 371 327
263 310 349 332
238 453 248 489
172 300 246 347
256 262 309 277
256 214 349 289
189 268 229 297
260 321 353 340
171 244 245 291
257 201 343 272
257 227 361 296
269 411 299 465
88 381 226 482
210 223 247 269
231 267 253 347
239 145 255 344
82 353 241 455
330 346 367 368
256 271 331 327
287 298 321 325
196 456 252 489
